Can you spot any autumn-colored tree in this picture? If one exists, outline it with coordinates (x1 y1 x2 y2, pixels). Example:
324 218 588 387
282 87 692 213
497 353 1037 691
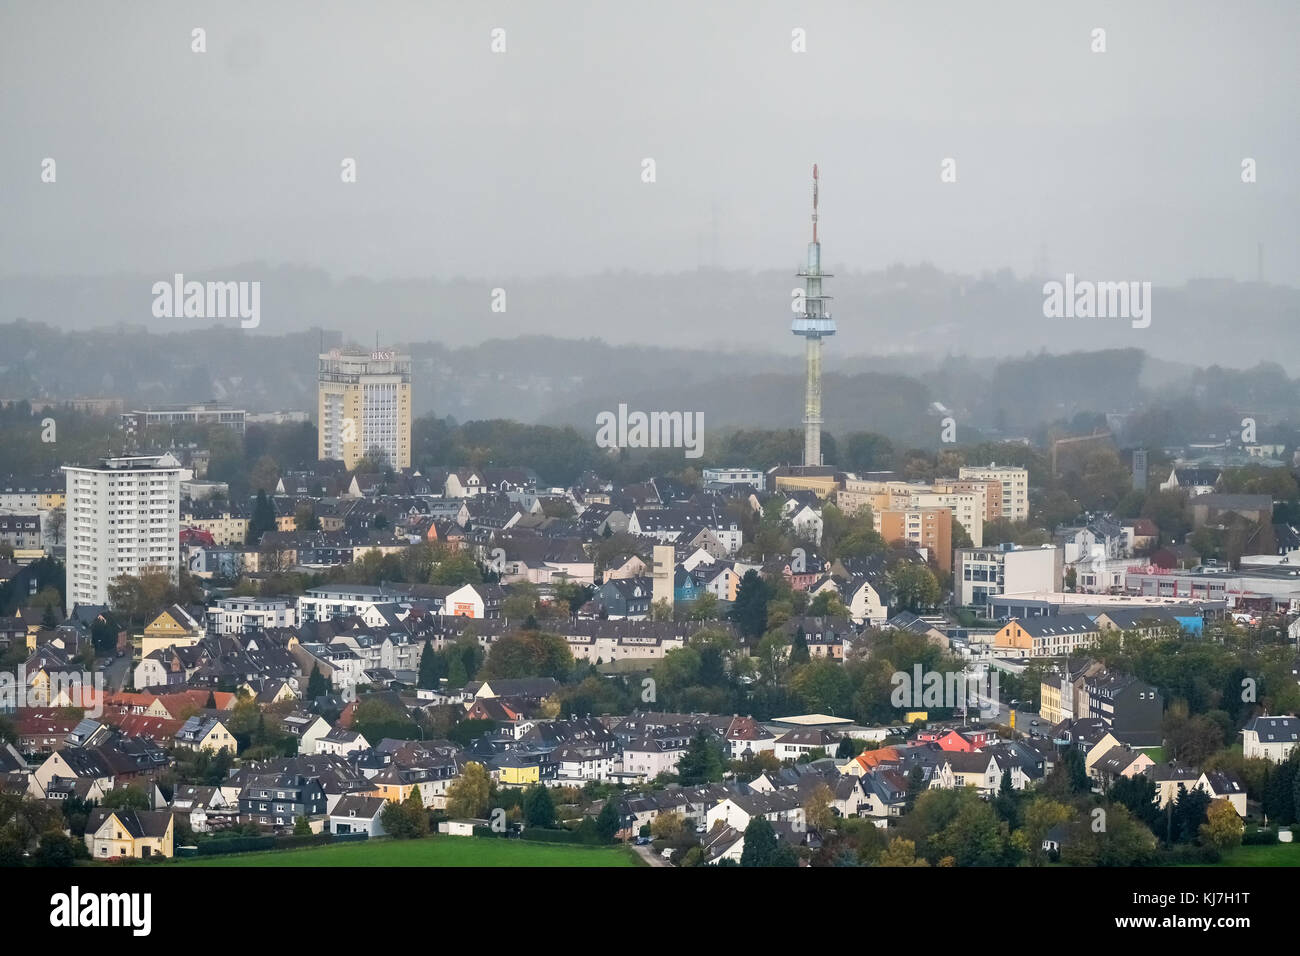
802 782 835 833
877 837 929 867
445 762 491 819
1199 798 1244 852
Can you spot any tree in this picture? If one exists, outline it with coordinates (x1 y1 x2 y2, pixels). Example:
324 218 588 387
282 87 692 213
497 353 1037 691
294 503 321 532
676 731 725 785
835 735 862 759
740 816 779 867
688 591 720 621
293 815 312 836
33 830 79 867
789 626 810 665
791 659 853 716
46 506 66 546
90 612 121 654
1061 804 1157 867
595 800 621 843
382 796 424 840
1109 773 1162 830
101 786 150 811
417 640 441 690
306 664 328 700
446 762 491 819
105 567 174 625
889 563 940 611
247 490 277 544
803 782 835 833
929 797 1011 866
807 591 849 619
249 455 281 497
479 630 573 681
430 550 483 587
522 784 556 829
1199 798 1243 852
1016 797 1073 866
730 570 771 640
651 811 687 842
878 837 929 867
1170 784 1212 844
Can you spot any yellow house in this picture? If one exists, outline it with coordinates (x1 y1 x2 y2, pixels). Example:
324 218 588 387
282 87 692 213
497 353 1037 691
1082 732 1122 774
363 767 446 808
496 755 541 787
84 809 174 860
366 774 415 804
240 678 298 705
140 605 202 659
177 715 237 753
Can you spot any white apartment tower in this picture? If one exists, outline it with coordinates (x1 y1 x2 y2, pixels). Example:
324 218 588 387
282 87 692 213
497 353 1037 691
63 453 183 613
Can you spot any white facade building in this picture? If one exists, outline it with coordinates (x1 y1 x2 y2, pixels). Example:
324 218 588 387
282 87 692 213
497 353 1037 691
702 467 765 492
955 544 1059 610
210 597 298 635
62 454 183 612
958 464 1029 522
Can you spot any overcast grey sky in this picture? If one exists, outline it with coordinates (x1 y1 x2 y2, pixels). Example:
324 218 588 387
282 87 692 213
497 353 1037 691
2 0 1297 286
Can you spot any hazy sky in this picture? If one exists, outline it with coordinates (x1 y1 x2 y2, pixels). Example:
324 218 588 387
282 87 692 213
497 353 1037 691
2 0 1297 286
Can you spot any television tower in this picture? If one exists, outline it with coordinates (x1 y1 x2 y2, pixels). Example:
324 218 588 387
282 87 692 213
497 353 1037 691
792 164 836 466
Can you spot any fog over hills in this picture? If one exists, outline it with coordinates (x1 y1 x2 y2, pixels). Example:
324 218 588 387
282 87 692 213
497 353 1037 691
2 319 1297 455
1 265 1296 373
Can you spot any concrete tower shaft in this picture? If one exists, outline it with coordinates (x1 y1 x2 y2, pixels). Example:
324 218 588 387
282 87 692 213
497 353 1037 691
791 164 836 466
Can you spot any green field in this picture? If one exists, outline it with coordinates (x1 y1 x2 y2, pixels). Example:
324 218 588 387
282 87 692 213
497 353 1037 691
1206 842 1300 867
171 836 644 868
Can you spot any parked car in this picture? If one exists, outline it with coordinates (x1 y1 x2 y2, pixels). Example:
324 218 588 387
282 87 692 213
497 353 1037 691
635 836 650 846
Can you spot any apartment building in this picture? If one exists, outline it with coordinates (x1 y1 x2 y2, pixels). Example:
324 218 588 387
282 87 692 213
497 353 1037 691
209 597 298 635
121 402 245 438
878 506 953 573
837 478 910 517
62 454 183 612
317 348 412 470
839 479 983 547
948 478 1002 523
0 513 42 550
702 467 765 492
954 544 1059 610
911 486 984 548
958 464 1029 521
0 476 65 512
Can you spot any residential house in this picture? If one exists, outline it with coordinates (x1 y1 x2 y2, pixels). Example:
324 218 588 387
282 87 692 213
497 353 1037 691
328 795 388 837
1241 715 1300 763
84 808 175 860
